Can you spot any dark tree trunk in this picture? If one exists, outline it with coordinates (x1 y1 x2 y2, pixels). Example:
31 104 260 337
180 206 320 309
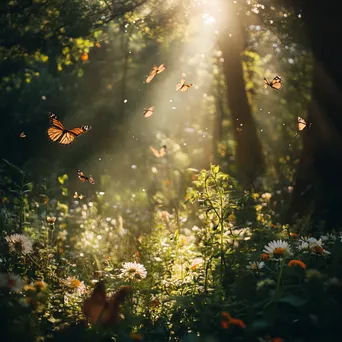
285 1 342 229
218 2 265 187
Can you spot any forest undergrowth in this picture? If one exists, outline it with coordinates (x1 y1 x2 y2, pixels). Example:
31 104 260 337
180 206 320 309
1 162 341 342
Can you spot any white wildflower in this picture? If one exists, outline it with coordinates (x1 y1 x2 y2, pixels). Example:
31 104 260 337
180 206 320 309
5 234 33 255
120 262 147 280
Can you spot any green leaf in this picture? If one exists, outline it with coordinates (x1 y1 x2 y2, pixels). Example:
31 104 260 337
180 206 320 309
277 295 307 307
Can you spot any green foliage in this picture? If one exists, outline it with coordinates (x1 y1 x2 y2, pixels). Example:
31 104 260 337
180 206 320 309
1 162 342 341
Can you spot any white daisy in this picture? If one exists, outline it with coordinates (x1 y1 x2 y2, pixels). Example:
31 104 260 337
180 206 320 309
120 262 147 280
263 240 292 258
298 237 330 256
65 277 86 295
0 273 23 293
5 234 33 255
246 261 265 271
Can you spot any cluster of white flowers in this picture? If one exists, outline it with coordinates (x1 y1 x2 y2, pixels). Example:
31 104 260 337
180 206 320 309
298 237 331 256
247 236 334 272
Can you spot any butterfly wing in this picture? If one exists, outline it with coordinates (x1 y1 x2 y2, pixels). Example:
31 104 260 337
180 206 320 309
49 112 65 130
88 175 95 184
74 192 78 198
263 78 269 89
48 112 65 142
297 117 307 131
181 83 193 92
159 145 167 157
146 72 156 83
143 106 154 118
271 76 282 90
83 281 131 327
82 281 108 325
47 127 64 142
68 126 92 137
20 132 26 138
77 169 87 182
146 66 158 83
58 125 91 145
149 146 161 157
176 78 185 91
106 286 132 325
156 64 166 74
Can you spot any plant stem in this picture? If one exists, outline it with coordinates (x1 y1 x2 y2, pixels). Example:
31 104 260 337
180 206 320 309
275 258 285 298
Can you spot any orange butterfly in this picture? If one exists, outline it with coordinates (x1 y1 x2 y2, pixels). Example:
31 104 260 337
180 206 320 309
149 145 167 158
77 169 95 184
176 78 193 92
146 64 166 83
82 281 131 326
19 132 26 138
47 112 91 145
264 76 282 90
143 106 155 118
297 116 312 131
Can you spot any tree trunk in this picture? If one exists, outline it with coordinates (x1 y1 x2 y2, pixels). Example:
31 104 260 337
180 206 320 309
286 1 342 228
218 2 265 187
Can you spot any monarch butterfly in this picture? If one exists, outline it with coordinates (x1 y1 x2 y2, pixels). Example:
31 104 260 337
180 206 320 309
82 280 131 326
19 132 26 138
47 112 91 145
146 64 166 83
264 76 282 90
73 192 85 200
176 78 193 92
149 145 167 158
77 169 95 184
143 106 155 118
297 116 312 131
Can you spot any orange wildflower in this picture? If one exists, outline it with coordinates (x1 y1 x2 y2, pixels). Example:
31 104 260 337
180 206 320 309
81 53 89 61
273 247 285 256
288 259 306 269
221 320 229 329
221 311 246 329
260 253 270 260
311 245 324 255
